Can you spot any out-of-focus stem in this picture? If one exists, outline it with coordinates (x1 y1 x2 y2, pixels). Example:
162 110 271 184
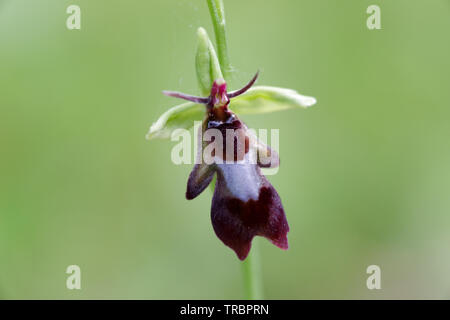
241 240 263 299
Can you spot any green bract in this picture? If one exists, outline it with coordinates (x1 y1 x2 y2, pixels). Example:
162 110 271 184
196 27 223 96
146 86 316 140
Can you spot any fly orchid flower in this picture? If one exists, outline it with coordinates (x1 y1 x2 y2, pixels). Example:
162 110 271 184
146 23 316 260
162 72 288 260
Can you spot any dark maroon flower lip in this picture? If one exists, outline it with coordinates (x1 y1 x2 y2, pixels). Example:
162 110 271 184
164 71 289 260
186 127 289 260
210 169 289 260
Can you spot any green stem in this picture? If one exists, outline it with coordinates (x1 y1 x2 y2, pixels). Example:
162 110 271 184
242 240 263 300
206 0 263 300
206 0 232 81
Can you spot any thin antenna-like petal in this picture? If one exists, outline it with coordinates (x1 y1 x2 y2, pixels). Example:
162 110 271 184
162 91 209 104
227 71 259 98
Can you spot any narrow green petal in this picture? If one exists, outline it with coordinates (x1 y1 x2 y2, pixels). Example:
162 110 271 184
229 86 317 115
146 102 204 140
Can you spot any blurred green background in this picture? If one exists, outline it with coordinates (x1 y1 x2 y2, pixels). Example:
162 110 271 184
1 0 450 299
